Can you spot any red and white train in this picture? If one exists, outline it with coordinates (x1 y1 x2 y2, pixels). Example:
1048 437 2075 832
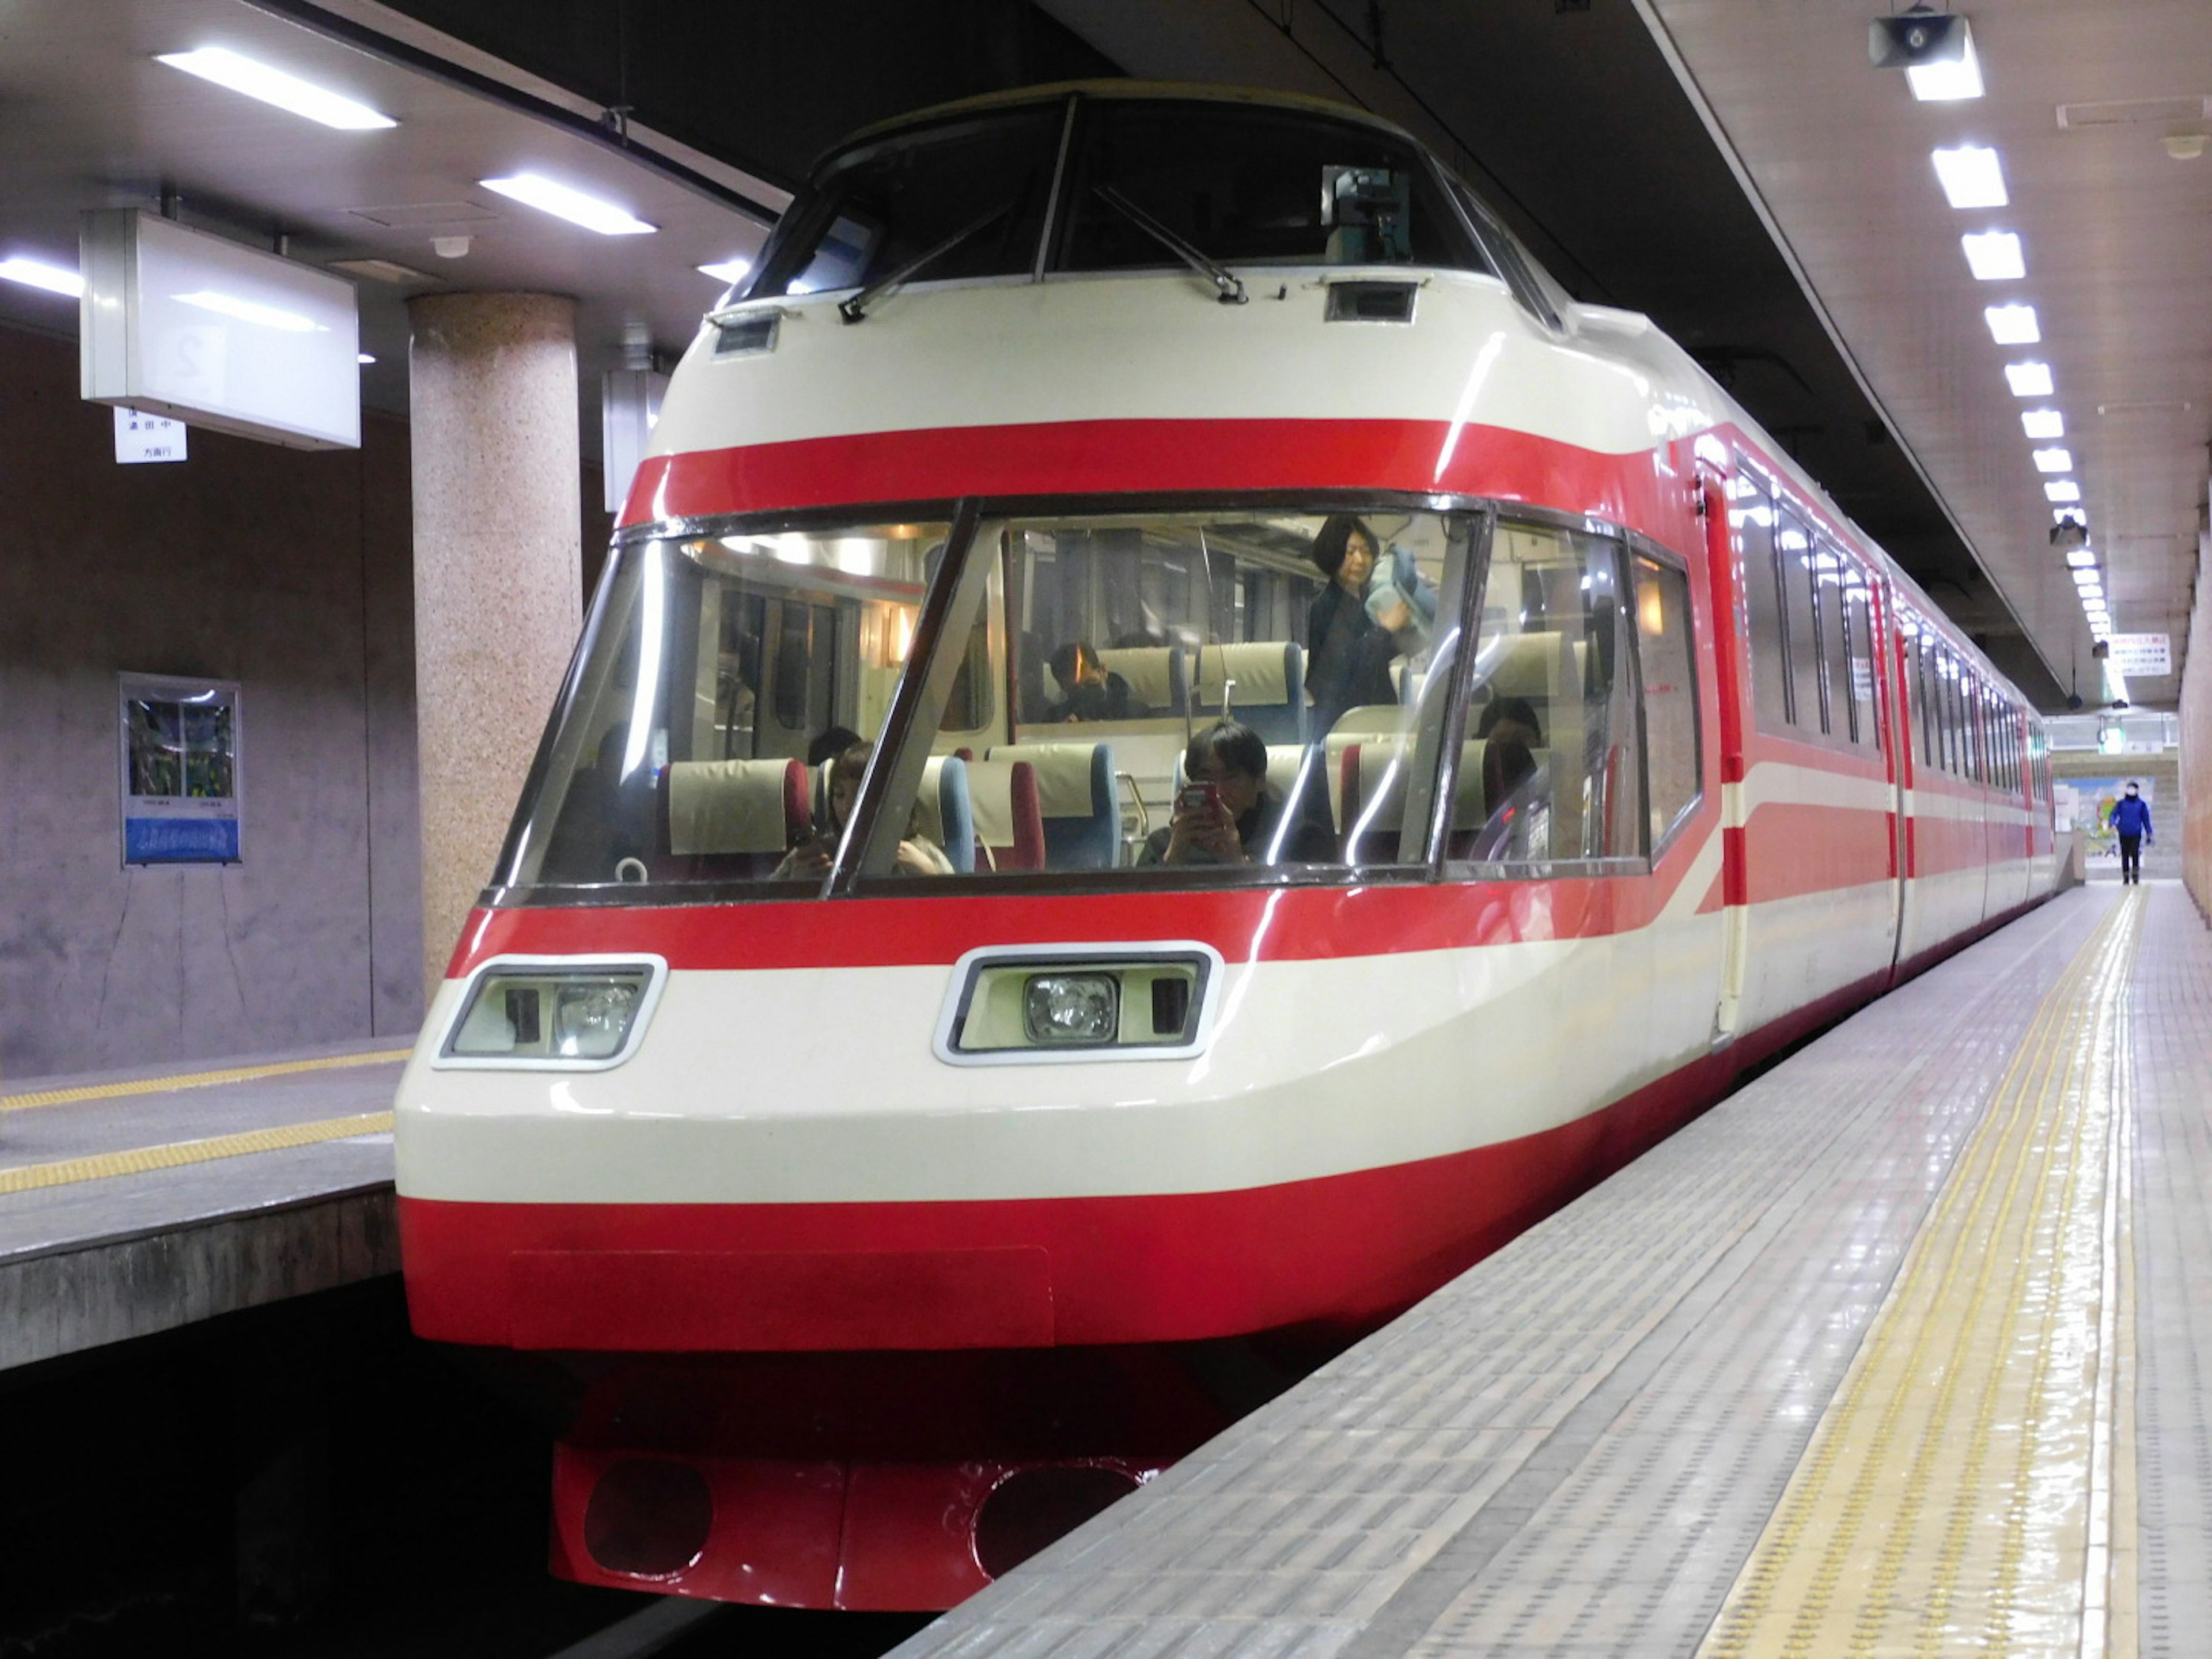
394 82 2057 1609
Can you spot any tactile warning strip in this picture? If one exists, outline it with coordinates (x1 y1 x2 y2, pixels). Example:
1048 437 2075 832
0 1112 395 1195
1696 890 2140 1657
0 1049 410 1115
891 891 2114 1659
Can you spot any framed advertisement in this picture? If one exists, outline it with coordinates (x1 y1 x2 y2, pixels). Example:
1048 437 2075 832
118 674 241 865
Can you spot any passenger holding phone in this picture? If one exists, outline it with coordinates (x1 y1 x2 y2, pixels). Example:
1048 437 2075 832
1139 721 1333 867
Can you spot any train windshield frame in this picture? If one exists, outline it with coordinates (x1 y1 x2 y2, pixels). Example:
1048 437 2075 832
493 494 1699 907
740 94 1498 304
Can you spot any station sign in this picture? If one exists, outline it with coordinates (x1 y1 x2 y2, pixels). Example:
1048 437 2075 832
2107 634 2172 677
113 407 187 464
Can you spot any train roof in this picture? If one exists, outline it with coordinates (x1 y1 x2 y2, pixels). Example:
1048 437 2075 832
819 79 1421 176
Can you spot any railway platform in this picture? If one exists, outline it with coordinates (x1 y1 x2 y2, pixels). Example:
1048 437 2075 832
0 1037 405 1370
892 880 2200 1657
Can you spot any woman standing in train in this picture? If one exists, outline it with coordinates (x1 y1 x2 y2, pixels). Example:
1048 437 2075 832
1305 513 1433 731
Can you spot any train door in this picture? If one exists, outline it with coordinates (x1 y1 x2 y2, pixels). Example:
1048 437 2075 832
1700 464 1751 1047
1889 616 1921 978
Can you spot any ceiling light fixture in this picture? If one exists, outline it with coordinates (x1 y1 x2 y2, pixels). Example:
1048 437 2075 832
1906 28 1984 100
2065 548 2099 569
0 255 84 297
698 259 752 285
156 47 396 131
2005 361 2055 396
2032 447 2074 473
1933 145 2009 208
2021 409 2066 439
479 174 655 236
1961 230 2025 279
1985 303 2040 343
2046 482 2083 503
357 352 376 365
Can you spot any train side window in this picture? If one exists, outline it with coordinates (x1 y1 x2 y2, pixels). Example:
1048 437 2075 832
1455 519 1641 869
1815 547 1854 743
1778 510 1822 734
1736 475 1791 729
1844 583 1880 749
1631 552 1702 850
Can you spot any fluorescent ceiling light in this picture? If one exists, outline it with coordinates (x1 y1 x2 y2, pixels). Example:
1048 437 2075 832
2046 482 2082 503
698 259 751 285
2066 548 2099 569
356 352 376 365
1961 230 2025 280
480 173 655 236
0 255 84 297
1986 304 2040 344
1907 30 1984 100
156 47 396 131
2005 361 2054 396
1933 145 2008 209
174 289 324 332
2032 447 2074 473
2076 579 2104 599
2021 409 2066 439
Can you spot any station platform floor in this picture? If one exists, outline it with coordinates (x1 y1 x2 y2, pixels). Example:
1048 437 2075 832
896 880 2204 1658
0 1036 406 1369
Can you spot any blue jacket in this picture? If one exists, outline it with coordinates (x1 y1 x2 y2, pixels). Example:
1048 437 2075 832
2109 794 2153 838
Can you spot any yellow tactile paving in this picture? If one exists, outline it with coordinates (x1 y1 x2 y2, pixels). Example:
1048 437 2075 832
0 1112 395 1196
0 1048 409 1115
1700 890 2142 1659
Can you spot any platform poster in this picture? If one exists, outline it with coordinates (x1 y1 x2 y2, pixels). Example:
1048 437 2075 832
2063 776 2150 869
118 675 241 865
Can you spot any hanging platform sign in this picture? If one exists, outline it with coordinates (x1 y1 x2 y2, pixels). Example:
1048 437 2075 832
119 674 241 864
2107 633 2172 677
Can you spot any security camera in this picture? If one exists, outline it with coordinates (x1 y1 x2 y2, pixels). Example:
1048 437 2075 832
2091 640 2110 660
1869 10 1968 67
2050 517 2088 551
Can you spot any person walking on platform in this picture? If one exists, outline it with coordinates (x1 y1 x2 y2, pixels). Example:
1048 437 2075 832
2108 782 2153 884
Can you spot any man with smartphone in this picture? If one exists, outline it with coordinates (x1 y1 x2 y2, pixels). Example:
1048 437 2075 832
1139 721 1332 868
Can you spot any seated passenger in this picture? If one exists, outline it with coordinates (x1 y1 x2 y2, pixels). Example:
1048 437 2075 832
1475 695 1543 816
806 724 863 767
1139 721 1334 868
774 741 953 879
1306 514 1435 729
1043 641 1146 723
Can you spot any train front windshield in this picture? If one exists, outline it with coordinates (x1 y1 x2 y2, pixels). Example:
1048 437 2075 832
501 505 1669 897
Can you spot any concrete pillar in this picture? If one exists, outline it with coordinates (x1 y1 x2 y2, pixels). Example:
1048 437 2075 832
2183 512 2212 918
407 293 581 999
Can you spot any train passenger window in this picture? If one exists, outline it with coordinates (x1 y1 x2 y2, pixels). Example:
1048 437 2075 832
1055 102 1486 276
1814 548 1855 743
745 108 1065 301
862 506 1474 884
1735 475 1791 730
1632 553 1702 849
1778 512 1822 734
496 521 944 893
1844 584 1880 749
1454 520 1641 869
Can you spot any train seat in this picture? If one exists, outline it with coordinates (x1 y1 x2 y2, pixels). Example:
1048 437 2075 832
1095 646 1188 716
659 759 809 878
1192 641 1306 743
987 741 1120 869
963 758 1046 872
918 755 976 874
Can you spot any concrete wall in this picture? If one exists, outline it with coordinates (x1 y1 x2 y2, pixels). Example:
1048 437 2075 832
0 323 422 1081
2184 518 2212 918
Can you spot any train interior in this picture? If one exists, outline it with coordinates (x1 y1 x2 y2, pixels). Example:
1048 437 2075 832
505 505 1711 893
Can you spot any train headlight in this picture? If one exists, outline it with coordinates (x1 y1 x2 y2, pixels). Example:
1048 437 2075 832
1022 974 1119 1046
438 959 662 1070
935 944 1223 1065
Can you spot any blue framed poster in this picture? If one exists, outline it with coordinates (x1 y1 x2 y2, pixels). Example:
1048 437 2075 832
119 674 241 865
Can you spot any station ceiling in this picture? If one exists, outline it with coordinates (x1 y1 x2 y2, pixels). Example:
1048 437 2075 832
2 0 2203 711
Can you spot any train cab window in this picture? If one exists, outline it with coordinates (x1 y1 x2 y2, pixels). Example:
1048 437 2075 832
744 108 1065 301
497 521 945 892
1631 552 1702 850
1055 101 1487 276
1778 511 1823 735
1453 520 1642 869
862 506 1474 883
1735 476 1791 729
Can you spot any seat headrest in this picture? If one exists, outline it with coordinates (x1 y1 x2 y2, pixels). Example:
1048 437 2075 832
1480 630 1568 700
964 757 1033 849
1094 647 1183 712
1194 642 1293 709
665 759 801 855
988 742 1112 818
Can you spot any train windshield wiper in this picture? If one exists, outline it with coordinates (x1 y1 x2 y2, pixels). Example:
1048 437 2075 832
839 201 1014 323
1091 186 1248 306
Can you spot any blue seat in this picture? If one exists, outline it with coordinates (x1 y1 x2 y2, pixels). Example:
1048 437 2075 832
919 755 976 874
